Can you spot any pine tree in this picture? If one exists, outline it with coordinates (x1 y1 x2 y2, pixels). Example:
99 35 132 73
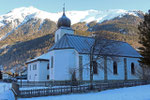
138 10 150 67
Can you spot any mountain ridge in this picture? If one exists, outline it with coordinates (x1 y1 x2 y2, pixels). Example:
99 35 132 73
0 7 144 41
0 6 143 27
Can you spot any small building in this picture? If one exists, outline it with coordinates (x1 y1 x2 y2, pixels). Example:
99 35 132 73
2 72 11 80
20 67 27 76
26 52 50 81
17 67 27 80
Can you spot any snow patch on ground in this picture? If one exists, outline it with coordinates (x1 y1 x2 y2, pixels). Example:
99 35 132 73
0 82 14 100
19 85 72 90
0 90 15 100
0 82 12 94
19 85 150 100
20 87 50 90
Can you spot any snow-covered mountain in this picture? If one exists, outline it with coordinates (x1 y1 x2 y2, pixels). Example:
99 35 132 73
0 6 142 27
0 6 144 41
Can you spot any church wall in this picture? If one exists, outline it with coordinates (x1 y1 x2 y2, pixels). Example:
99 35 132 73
101 57 141 80
55 28 74 43
78 54 141 81
80 54 105 81
49 51 54 80
107 57 125 80
49 49 79 81
126 58 142 80
38 61 49 81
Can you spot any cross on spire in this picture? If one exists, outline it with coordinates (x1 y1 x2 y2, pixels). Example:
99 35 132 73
63 3 65 15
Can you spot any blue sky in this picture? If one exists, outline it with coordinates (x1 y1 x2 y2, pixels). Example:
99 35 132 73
0 0 149 15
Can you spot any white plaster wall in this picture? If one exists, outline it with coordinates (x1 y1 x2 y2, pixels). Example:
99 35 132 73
27 61 49 81
107 57 141 80
27 62 39 81
49 51 54 80
107 57 125 80
76 55 141 81
81 54 105 81
55 28 74 43
38 61 49 81
49 49 78 80
126 58 141 80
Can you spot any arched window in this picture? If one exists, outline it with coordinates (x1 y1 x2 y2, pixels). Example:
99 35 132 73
47 75 49 80
131 62 135 75
47 63 49 70
51 56 54 68
93 61 98 74
113 61 118 75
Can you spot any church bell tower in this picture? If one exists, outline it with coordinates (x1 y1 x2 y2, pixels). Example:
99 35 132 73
55 5 74 43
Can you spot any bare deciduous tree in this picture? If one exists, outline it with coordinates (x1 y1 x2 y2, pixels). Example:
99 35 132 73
83 33 120 89
69 68 77 86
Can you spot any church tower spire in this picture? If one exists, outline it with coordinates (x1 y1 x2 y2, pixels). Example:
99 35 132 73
55 5 74 43
63 3 65 15
57 4 71 28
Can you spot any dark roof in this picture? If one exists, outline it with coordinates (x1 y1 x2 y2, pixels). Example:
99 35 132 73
57 12 71 28
26 52 50 64
26 59 49 64
49 34 141 58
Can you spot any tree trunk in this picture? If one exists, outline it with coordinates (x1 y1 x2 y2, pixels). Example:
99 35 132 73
90 60 93 89
90 46 94 90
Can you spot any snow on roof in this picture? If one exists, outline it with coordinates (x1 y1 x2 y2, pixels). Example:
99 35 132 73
26 52 50 64
49 34 141 58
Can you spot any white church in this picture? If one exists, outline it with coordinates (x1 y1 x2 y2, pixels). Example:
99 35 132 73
26 8 142 82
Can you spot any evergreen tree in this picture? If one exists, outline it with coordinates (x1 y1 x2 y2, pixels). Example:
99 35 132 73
138 10 150 67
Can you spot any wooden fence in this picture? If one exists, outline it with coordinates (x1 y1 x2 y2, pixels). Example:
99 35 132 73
18 80 150 98
18 80 147 87
18 80 79 87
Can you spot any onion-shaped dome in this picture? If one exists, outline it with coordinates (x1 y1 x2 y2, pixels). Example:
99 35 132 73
57 11 71 28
